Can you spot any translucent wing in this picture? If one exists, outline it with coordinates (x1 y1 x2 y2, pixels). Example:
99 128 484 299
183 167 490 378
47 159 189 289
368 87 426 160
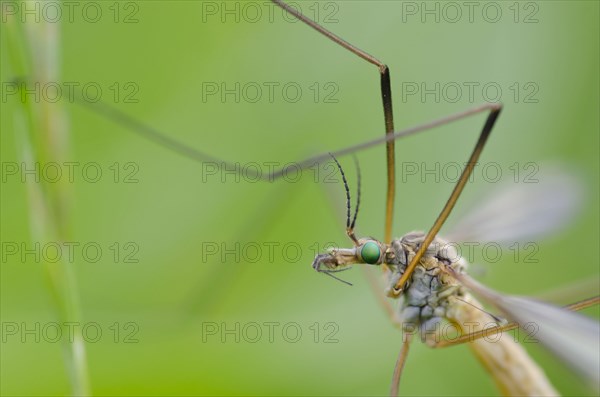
445 164 583 245
451 269 600 390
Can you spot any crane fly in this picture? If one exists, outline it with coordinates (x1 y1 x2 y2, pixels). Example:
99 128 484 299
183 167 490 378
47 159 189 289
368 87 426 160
252 1 599 394
21 0 597 395
318 156 599 395
263 1 600 395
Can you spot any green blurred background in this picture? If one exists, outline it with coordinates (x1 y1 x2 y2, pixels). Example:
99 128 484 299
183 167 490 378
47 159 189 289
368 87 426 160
1 1 599 395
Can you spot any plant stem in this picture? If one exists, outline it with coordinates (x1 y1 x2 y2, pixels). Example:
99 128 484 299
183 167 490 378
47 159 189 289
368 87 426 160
3 2 91 395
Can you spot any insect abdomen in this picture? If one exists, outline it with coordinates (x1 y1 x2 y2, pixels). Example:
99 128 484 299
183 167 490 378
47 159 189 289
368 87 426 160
446 294 559 396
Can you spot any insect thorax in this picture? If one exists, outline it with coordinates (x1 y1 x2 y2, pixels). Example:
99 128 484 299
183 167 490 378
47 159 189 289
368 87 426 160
385 232 468 334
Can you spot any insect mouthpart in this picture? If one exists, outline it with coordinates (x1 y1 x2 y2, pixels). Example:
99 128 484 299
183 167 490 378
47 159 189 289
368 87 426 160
311 253 338 272
312 248 357 271
312 248 359 286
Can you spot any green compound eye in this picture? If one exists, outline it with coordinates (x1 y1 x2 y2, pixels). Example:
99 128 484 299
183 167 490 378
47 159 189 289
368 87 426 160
360 241 381 264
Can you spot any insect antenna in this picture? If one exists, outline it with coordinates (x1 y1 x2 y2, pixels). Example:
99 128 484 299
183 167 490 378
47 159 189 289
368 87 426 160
329 153 358 244
350 155 361 233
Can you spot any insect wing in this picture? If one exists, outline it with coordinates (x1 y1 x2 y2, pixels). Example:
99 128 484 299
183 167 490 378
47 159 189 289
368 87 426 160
453 270 600 390
445 165 583 245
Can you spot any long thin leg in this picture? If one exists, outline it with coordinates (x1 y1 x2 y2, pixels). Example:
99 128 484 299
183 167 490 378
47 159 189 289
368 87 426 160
431 296 600 348
392 104 502 293
74 94 499 182
390 333 412 397
72 0 502 292
271 0 397 243
74 86 501 280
